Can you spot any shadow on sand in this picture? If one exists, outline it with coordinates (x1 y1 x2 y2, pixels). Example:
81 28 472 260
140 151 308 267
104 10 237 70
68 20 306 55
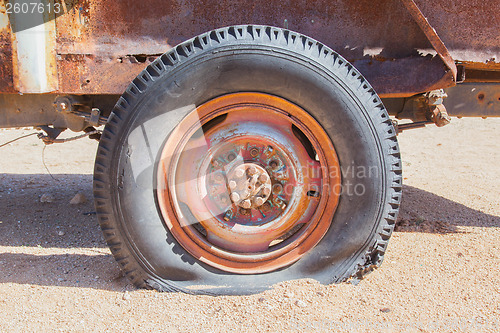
0 174 498 289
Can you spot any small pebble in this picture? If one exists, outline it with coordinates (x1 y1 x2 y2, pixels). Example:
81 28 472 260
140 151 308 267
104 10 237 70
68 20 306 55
295 300 307 308
284 292 294 298
70 193 87 205
122 291 131 300
57 231 65 236
40 193 55 203
258 297 265 302
380 307 391 313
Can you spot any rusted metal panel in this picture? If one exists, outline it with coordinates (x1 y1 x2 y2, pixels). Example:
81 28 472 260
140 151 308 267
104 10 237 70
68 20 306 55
400 0 457 83
413 0 500 68
0 32 15 92
56 0 430 58
53 0 447 96
444 83 500 117
0 2 15 93
56 53 152 94
0 93 77 128
462 69 500 83
0 93 119 129
1 0 499 96
354 56 453 98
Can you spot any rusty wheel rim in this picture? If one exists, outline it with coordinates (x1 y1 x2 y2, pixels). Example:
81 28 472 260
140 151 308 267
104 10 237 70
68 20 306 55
157 93 341 274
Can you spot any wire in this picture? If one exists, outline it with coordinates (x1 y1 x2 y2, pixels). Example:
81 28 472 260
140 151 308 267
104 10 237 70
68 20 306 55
42 145 59 182
0 132 40 148
38 130 101 144
2 129 101 181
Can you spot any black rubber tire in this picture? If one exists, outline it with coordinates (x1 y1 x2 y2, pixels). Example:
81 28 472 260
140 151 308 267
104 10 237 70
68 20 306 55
93 25 402 295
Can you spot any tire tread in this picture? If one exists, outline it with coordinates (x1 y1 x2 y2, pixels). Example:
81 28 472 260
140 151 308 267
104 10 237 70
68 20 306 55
93 24 402 293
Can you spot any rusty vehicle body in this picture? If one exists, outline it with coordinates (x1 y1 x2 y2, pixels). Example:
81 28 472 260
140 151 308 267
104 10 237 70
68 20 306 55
0 0 499 123
0 0 499 294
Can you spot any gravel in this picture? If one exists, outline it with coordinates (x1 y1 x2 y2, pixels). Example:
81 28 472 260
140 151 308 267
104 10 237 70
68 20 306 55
40 193 55 203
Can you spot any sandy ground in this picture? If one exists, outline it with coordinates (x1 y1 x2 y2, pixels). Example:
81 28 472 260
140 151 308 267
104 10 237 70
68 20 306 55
0 118 499 332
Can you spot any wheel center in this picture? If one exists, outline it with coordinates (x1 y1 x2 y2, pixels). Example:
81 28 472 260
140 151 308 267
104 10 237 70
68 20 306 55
226 163 272 209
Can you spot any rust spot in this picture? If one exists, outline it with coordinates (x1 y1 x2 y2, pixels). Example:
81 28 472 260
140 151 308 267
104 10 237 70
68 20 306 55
57 53 151 94
0 28 15 93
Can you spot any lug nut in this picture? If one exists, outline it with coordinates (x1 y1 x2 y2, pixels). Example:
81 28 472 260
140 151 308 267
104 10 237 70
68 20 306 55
272 183 283 194
213 173 224 183
227 153 236 161
269 160 278 169
235 169 245 178
242 188 250 198
261 201 272 212
241 199 251 209
230 192 240 203
259 174 269 182
248 166 257 175
227 163 273 210
250 147 259 157
254 197 264 206
262 187 271 196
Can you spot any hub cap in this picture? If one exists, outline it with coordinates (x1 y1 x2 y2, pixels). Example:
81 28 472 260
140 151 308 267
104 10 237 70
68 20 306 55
226 163 272 209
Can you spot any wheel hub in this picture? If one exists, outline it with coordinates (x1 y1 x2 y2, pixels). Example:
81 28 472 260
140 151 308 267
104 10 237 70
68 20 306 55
226 163 272 209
